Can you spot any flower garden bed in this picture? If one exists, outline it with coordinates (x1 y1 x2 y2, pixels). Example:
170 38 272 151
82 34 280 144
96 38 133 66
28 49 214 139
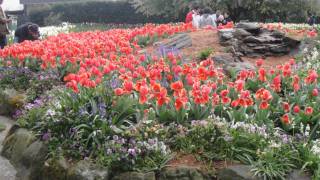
0 23 320 180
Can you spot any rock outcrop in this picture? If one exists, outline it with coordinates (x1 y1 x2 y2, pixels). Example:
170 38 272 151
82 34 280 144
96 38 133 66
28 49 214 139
218 23 301 58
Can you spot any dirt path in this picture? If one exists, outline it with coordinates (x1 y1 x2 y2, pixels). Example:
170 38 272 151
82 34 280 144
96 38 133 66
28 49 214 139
0 116 17 180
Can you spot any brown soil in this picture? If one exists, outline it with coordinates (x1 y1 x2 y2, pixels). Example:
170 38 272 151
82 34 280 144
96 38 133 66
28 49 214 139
167 153 235 171
143 29 303 68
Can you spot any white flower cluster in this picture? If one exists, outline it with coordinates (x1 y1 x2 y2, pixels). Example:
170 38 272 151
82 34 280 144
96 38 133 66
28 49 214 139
39 22 76 38
230 122 268 138
141 138 171 155
262 23 317 30
311 139 320 156
302 47 320 70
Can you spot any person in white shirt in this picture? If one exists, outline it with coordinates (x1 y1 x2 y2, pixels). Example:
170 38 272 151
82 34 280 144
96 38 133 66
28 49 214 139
199 8 214 28
192 12 201 29
210 13 217 27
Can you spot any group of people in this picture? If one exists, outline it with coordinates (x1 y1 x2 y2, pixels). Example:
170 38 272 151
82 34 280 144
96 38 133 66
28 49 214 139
0 0 40 49
186 5 232 29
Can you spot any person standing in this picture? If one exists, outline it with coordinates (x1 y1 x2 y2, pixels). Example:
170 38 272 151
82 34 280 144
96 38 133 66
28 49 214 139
0 0 10 49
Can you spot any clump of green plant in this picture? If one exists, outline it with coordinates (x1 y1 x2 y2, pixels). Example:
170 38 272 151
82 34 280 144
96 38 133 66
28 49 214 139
251 145 300 180
198 48 213 61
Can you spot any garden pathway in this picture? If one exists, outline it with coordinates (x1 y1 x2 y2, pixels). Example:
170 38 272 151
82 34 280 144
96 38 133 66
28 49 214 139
0 116 17 180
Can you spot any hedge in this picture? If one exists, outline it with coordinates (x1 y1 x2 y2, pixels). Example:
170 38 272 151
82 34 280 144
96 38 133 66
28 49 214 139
27 1 176 26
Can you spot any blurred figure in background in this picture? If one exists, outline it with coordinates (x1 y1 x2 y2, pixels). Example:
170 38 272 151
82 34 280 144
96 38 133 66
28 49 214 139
210 10 217 27
222 12 232 25
216 13 225 26
0 0 11 49
199 7 214 28
14 22 40 43
185 3 200 24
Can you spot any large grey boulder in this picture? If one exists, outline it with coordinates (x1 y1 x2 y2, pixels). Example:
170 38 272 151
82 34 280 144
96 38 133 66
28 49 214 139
1 128 35 166
112 172 155 180
217 165 261 180
68 160 109 180
219 22 301 58
160 33 192 50
158 166 211 180
40 157 70 180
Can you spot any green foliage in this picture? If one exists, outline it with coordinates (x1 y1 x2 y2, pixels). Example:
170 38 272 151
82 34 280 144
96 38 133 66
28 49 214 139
17 106 48 129
0 67 34 91
251 145 299 180
173 121 224 154
198 48 213 61
297 143 320 179
131 0 316 23
27 1 172 26
69 23 143 33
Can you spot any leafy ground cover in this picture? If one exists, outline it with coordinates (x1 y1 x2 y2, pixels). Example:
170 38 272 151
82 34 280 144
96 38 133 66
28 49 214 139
1 22 320 179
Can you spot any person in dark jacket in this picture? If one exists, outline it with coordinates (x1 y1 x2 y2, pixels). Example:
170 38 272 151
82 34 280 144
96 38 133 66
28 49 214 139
14 23 40 43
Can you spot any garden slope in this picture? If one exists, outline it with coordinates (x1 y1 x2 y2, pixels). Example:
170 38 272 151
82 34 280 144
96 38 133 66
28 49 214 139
145 29 297 68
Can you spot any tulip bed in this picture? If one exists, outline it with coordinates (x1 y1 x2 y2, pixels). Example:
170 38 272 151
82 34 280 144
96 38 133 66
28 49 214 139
1 23 320 179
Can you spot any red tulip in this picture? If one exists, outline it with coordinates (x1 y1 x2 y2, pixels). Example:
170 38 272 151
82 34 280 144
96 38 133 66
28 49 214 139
114 88 124 96
293 105 300 114
305 107 314 115
259 101 269 110
281 114 291 124
282 102 290 112
256 59 264 67
312 89 319 97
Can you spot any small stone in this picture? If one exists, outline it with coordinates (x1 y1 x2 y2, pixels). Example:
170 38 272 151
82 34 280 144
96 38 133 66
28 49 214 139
218 29 235 43
235 23 261 34
287 170 311 180
223 62 256 77
112 171 155 180
212 54 235 65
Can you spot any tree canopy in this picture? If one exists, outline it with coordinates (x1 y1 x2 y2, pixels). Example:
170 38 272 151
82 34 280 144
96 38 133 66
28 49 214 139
130 0 320 23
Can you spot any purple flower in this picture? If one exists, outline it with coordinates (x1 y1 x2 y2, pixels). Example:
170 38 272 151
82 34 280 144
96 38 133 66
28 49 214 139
128 148 137 157
13 110 23 119
129 138 136 145
25 103 35 110
42 132 51 141
110 78 120 89
148 139 156 145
